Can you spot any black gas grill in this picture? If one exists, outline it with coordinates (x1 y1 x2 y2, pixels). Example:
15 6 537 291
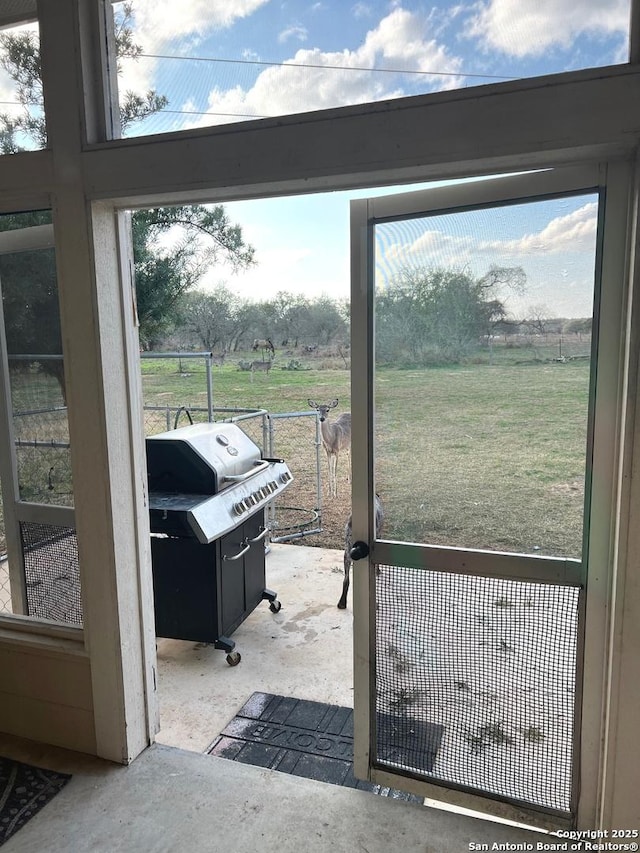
146 422 293 665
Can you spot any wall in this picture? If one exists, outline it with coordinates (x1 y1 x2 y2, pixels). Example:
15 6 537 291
0 621 95 753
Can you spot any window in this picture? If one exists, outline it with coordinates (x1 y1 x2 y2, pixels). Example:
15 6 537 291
109 0 633 139
0 17 46 154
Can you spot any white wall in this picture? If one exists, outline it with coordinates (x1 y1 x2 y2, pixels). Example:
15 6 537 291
0 622 95 753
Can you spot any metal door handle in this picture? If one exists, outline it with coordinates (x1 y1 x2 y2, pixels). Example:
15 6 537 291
350 541 369 560
223 541 251 561
248 527 269 543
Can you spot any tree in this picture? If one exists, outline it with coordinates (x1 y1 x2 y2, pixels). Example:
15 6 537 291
375 265 524 365
260 291 309 347
0 13 255 359
132 208 254 349
0 3 167 152
180 286 249 353
563 317 592 337
0 210 66 394
301 295 348 345
522 304 553 338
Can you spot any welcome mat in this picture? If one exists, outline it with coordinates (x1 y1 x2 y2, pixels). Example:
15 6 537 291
0 757 70 847
207 692 443 801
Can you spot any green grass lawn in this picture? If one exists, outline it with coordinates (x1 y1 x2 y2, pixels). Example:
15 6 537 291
374 361 588 557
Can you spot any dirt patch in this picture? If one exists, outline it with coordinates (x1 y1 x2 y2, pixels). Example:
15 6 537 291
276 485 350 552
548 480 584 498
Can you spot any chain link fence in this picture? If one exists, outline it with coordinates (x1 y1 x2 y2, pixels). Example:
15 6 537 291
265 412 323 542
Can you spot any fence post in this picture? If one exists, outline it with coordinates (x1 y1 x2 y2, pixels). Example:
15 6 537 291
205 352 213 422
265 413 273 457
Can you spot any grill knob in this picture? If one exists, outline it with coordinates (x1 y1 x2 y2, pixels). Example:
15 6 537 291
279 472 291 484
233 501 245 516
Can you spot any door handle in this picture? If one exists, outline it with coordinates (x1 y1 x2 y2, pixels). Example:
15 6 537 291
350 541 369 560
223 541 251 561
248 526 269 543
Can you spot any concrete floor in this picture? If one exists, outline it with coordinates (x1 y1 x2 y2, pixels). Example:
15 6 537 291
0 736 552 853
0 544 555 852
154 543 355 753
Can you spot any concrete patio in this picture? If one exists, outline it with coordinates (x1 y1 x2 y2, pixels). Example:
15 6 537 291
154 543 355 754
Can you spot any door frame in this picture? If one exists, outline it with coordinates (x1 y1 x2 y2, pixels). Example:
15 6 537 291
350 161 634 830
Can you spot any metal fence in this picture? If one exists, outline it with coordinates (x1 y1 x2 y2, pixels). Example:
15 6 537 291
265 411 322 542
141 351 214 434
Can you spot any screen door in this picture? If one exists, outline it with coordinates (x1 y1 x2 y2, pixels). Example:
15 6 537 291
350 163 630 828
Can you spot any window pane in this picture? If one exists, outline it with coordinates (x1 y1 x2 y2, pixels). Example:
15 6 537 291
373 193 598 558
0 210 80 624
110 1 631 139
0 210 73 507
0 20 46 153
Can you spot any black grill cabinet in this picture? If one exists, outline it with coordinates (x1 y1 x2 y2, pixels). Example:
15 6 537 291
146 423 292 665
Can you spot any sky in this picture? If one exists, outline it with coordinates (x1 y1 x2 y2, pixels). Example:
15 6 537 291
0 1 630 317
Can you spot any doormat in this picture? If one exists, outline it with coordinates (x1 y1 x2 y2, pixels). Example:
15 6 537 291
207 692 443 801
0 757 70 847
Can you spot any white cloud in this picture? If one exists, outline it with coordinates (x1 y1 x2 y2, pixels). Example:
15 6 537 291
185 8 464 126
384 229 475 266
278 25 308 44
376 201 598 316
352 2 372 18
466 0 629 58
478 203 598 255
117 0 269 98
128 0 269 52
384 202 598 266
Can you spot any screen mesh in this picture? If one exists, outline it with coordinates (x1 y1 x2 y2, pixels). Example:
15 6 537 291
374 564 580 813
21 522 83 626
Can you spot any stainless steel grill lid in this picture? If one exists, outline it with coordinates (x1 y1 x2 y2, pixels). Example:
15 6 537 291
146 422 262 494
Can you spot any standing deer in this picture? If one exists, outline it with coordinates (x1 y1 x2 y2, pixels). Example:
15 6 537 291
250 359 273 381
308 398 352 498
252 338 275 355
338 494 384 609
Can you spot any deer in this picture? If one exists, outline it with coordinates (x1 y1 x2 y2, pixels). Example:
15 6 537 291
308 398 352 498
338 494 384 609
250 359 274 381
252 338 275 355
